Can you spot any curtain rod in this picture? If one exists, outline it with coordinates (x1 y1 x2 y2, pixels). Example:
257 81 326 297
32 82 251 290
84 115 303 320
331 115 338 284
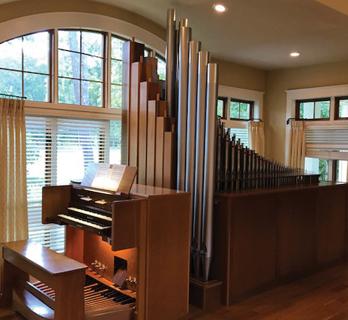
248 118 263 122
0 93 27 99
286 117 296 125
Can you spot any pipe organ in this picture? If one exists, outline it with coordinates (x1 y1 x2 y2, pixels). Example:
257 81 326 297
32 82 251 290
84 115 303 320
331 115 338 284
215 120 320 193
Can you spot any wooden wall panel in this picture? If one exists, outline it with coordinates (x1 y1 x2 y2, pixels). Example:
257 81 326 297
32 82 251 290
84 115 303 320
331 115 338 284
277 189 317 278
316 186 346 265
213 183 348 304
144 193 190 320
229 194 277 301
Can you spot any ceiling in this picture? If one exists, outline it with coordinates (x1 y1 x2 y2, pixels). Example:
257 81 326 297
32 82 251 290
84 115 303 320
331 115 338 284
94 0 348 70
4 0 348 69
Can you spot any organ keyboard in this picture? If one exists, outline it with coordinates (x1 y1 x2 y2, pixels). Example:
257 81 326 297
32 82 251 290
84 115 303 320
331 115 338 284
2 181 191 320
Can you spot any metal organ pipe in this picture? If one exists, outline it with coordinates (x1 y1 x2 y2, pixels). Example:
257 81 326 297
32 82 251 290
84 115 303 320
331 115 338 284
202 63 218 281
164 9 220 281
193 50 209 278
176 25 191 191
186 41 200 275
186 41 200 221
165 9 176 118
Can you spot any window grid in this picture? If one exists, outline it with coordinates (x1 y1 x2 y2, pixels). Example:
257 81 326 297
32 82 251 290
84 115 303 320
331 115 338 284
0 30 166 108
229 98 253 121
217 97 227 119
296 98 330 120
110 35 126 109
335 96 348 120
0 31 52 102
57 29 106 107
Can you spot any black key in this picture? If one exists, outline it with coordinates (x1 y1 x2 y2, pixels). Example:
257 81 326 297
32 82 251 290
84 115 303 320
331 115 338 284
93 284 106 292
104 291 121 299
121 297 136 305
101 289 114 296
113 295 130 303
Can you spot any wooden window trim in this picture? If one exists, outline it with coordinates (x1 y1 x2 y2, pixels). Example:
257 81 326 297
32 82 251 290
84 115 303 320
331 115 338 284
295 97 330 121
229 98 254 121
217 96 227 119
335 96 348 120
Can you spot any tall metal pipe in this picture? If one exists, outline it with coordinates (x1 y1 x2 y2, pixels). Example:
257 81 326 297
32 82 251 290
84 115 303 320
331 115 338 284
186 40 200 271
176 26 191 191
165 9 176 118
193 50 209 278
201 63 218 281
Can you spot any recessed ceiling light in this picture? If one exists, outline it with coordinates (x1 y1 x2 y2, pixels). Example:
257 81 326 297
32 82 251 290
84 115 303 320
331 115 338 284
290 52 300 57
213 3 227 13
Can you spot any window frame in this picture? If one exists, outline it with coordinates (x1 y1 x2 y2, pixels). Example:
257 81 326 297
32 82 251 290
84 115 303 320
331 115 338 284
57 28 107 107
229 98 254 121
0 28 165 115
0 30 54 102
335 96 348 120
295 97 331 121
217 96 227 119
109 34 128 109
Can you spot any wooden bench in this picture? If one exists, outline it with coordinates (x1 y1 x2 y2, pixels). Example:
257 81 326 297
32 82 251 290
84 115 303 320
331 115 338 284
1 240 87 320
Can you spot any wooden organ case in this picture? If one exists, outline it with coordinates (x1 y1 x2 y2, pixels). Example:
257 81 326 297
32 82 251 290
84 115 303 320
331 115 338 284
2 182 190 320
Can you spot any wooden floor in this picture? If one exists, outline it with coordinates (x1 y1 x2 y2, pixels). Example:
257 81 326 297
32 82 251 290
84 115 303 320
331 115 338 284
191 262 348 320
3 262 348 319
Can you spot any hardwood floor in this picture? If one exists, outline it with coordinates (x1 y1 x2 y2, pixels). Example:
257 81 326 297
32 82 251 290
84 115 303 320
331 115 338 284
191 262 348 320
3 262 348 319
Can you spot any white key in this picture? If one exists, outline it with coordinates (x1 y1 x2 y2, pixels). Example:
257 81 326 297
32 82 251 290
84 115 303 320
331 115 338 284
68 207 112 222
58 214 110 230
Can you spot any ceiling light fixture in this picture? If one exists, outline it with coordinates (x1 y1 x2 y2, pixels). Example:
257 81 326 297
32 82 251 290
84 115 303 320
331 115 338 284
213 3 227 13
290 52 300 57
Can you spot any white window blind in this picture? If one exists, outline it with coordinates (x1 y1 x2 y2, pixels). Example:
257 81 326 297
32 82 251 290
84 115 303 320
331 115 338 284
228 127 249 147
305 127 348 153
26 116 113 253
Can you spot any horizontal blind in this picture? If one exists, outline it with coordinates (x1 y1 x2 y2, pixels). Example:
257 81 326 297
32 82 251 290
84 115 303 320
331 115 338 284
228 127 249 147
26 116 110 253
305 127 348 153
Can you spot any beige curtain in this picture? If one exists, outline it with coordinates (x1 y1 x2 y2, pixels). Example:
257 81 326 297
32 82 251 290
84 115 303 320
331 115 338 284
287 120 305 169
248 121 265 156
0 98 28 243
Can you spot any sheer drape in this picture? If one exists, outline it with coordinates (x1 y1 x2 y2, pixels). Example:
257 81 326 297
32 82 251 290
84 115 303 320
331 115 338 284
287 120 305 169
0 98 28 243
248 121 265 156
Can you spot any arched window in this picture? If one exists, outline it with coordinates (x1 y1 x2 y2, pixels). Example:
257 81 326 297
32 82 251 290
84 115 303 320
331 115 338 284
0 28 166 253
0 31 51 101
0 29 166 108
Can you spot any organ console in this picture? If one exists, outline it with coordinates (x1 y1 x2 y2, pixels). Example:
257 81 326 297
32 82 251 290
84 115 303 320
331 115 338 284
2 165 191 320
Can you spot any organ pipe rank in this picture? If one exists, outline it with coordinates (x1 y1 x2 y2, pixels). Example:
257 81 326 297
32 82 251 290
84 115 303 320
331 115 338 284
215 119 320 193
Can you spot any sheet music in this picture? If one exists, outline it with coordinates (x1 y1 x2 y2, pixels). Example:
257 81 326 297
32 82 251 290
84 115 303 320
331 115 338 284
81 163 129 192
